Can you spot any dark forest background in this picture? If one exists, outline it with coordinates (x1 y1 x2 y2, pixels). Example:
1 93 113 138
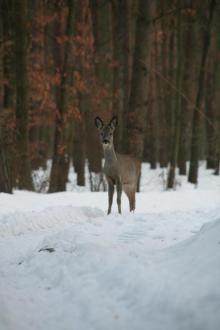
0 0 220 193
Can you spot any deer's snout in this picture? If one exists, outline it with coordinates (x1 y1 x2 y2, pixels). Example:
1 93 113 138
103 139 109 144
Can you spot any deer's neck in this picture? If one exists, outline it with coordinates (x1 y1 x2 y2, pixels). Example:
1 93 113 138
103 145 117 165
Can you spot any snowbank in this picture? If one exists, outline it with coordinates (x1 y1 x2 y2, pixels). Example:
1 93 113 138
0 202 219 330
0 163 220 330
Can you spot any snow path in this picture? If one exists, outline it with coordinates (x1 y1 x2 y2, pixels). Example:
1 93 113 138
0 190 219 249
0 189 220 330
0 205 219 250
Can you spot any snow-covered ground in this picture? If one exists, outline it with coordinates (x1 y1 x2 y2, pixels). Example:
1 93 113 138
0 163 220 330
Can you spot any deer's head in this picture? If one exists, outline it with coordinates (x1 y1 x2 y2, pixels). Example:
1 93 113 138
94 116 118 148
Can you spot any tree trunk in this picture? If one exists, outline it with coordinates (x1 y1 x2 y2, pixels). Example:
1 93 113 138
73 115 86 187
188 0 216 184
205 56 218 169
144 37 157 168
121 0 133 153
81 0 104 191
111 1 121 151
15 0 33 190
127 0 154 160
178 0 195 175
90 0 113 115
84 91 103 190
0 2 12 193
213 128 220 175
0 141 12 193
49 0 75 192
158 0 174 168
167 0 183 189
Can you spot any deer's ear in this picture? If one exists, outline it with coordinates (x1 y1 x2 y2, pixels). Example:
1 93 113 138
94 116 104 130
109 116 118 129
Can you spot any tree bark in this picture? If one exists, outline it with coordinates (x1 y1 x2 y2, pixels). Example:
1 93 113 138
49 0 75 192
205 54 218 169
178 0 195 175
188 0 216 184
0 2 12 193
73 116 86 187
90 0 113 115
0 140 12 193
15 0 33 190
158 0 174 168
127 0 154 160
111 0 122 151
81 0 104 190
167 0 183 189
121 0 133 153
143 36 157 168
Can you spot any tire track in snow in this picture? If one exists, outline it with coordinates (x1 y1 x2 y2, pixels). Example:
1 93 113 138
0 204 219 252
115 209 220 249
0 206 104 238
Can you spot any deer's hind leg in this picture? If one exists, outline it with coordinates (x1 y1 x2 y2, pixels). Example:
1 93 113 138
107 177 114 214
123 184 136 212
116 178 122 214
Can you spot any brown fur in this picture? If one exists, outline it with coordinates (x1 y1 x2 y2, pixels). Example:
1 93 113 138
95 116 140 214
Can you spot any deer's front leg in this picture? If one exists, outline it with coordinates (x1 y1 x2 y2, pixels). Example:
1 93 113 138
107 178 114 214
116 178 122 214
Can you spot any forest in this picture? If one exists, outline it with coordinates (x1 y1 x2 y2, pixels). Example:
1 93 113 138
0 0 220 193
1 2 220 329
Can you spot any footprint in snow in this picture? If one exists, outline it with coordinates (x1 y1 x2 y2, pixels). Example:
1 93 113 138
38 247 55 253
118 229 146 243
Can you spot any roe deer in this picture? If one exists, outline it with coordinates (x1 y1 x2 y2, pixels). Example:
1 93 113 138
94 116 140 214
